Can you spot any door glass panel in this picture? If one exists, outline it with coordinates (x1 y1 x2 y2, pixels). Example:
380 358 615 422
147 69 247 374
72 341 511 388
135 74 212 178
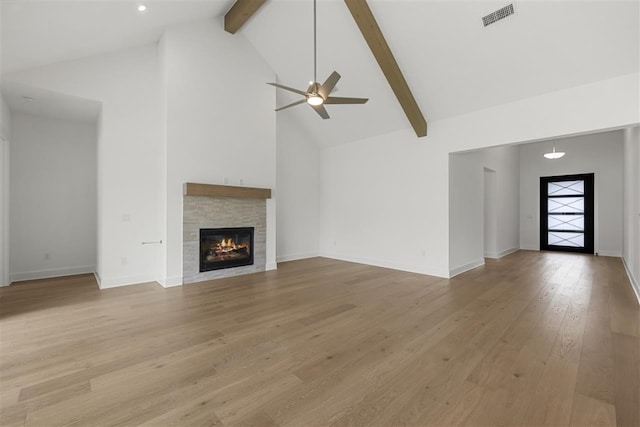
548 181 584 196
547 214 584 231
548 232 584 247
548 197 584 213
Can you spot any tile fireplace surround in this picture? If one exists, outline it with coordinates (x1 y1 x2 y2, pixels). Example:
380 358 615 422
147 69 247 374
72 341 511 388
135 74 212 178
182 183 271 284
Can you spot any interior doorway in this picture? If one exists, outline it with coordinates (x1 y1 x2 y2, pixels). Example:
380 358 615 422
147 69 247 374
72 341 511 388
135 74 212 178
540 173 594 254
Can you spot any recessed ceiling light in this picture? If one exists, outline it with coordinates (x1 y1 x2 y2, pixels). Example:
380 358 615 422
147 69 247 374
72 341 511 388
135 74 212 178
137 4 147 12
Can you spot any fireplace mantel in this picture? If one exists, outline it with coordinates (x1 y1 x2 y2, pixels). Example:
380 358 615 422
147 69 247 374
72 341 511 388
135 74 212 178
184 182 271 199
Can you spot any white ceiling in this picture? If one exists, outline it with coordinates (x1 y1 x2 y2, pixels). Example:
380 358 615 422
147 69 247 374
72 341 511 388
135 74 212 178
0 0 233 75
1 0 638 144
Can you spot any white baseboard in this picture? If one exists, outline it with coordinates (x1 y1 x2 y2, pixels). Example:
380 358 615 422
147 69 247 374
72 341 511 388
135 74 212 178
10 265 96 283
0 270 11 287
484 247 520 260
595 250 622 257
449 258 485 278
158 276 183 288
265 262 278 271
0 269 9 287
484 248 520 259
517 247 622 258
622 256 640 305
276 252 319 263
98 274 158 289
319 251 448 278
519 244 539 251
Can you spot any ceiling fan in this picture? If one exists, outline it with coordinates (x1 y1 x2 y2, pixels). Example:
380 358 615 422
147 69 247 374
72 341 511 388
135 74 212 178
267 0 368 119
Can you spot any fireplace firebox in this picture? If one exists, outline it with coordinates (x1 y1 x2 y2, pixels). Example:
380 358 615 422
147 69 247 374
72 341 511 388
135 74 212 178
200 227 254 272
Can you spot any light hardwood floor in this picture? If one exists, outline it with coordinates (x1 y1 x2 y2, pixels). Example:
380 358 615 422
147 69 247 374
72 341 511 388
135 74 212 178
1 251 639 427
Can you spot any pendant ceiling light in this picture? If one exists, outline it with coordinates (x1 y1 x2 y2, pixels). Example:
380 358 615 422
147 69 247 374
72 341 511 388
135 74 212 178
544 144 565 160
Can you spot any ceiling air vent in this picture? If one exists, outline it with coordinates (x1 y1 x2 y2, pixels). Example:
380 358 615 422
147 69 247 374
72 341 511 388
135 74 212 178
482 4 515 27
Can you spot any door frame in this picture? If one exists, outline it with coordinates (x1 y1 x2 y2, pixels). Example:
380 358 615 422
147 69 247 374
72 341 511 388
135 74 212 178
540 173 594 254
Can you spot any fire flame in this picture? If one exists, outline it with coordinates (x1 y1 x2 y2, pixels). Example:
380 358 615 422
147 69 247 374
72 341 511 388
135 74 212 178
220 238 235 248
204 235 249 262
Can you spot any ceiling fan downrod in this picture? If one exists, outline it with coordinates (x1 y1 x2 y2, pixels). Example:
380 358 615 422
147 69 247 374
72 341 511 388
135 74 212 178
313 0 317 86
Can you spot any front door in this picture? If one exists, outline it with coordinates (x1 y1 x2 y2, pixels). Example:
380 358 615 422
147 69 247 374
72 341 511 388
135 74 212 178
540 173 594 254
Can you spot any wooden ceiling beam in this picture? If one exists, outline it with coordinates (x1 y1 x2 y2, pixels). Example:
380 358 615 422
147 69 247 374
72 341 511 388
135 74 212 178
224 0 267 34
344 0 427 137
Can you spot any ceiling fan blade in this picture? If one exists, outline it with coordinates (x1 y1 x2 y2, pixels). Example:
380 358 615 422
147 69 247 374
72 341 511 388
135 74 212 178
275 99 307 112
318 71 341 99
311 104 330 119
325 96 369 105
267 82 309 97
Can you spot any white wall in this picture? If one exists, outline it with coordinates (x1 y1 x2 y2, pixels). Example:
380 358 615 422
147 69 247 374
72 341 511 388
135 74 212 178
320 73 638 279
449 145 520 276
321 127 451 277
484 168 497 258
449 151 484 274
276 116 320 262
0 95 10 286
519 131 624 256
4 45 165 288
623 126 640 302
161 20 277 286
9 113 97 281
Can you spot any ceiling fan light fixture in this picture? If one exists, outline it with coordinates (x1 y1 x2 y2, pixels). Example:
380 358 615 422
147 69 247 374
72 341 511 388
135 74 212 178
307 95 324 106
266 0 367 118
544 145 565 160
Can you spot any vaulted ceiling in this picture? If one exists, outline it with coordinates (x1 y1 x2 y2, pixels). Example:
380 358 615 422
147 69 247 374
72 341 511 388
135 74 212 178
2 0 638 147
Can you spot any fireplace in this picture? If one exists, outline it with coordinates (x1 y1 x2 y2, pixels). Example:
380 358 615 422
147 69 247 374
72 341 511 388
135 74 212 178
200 227 254 272
184 184 269 284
